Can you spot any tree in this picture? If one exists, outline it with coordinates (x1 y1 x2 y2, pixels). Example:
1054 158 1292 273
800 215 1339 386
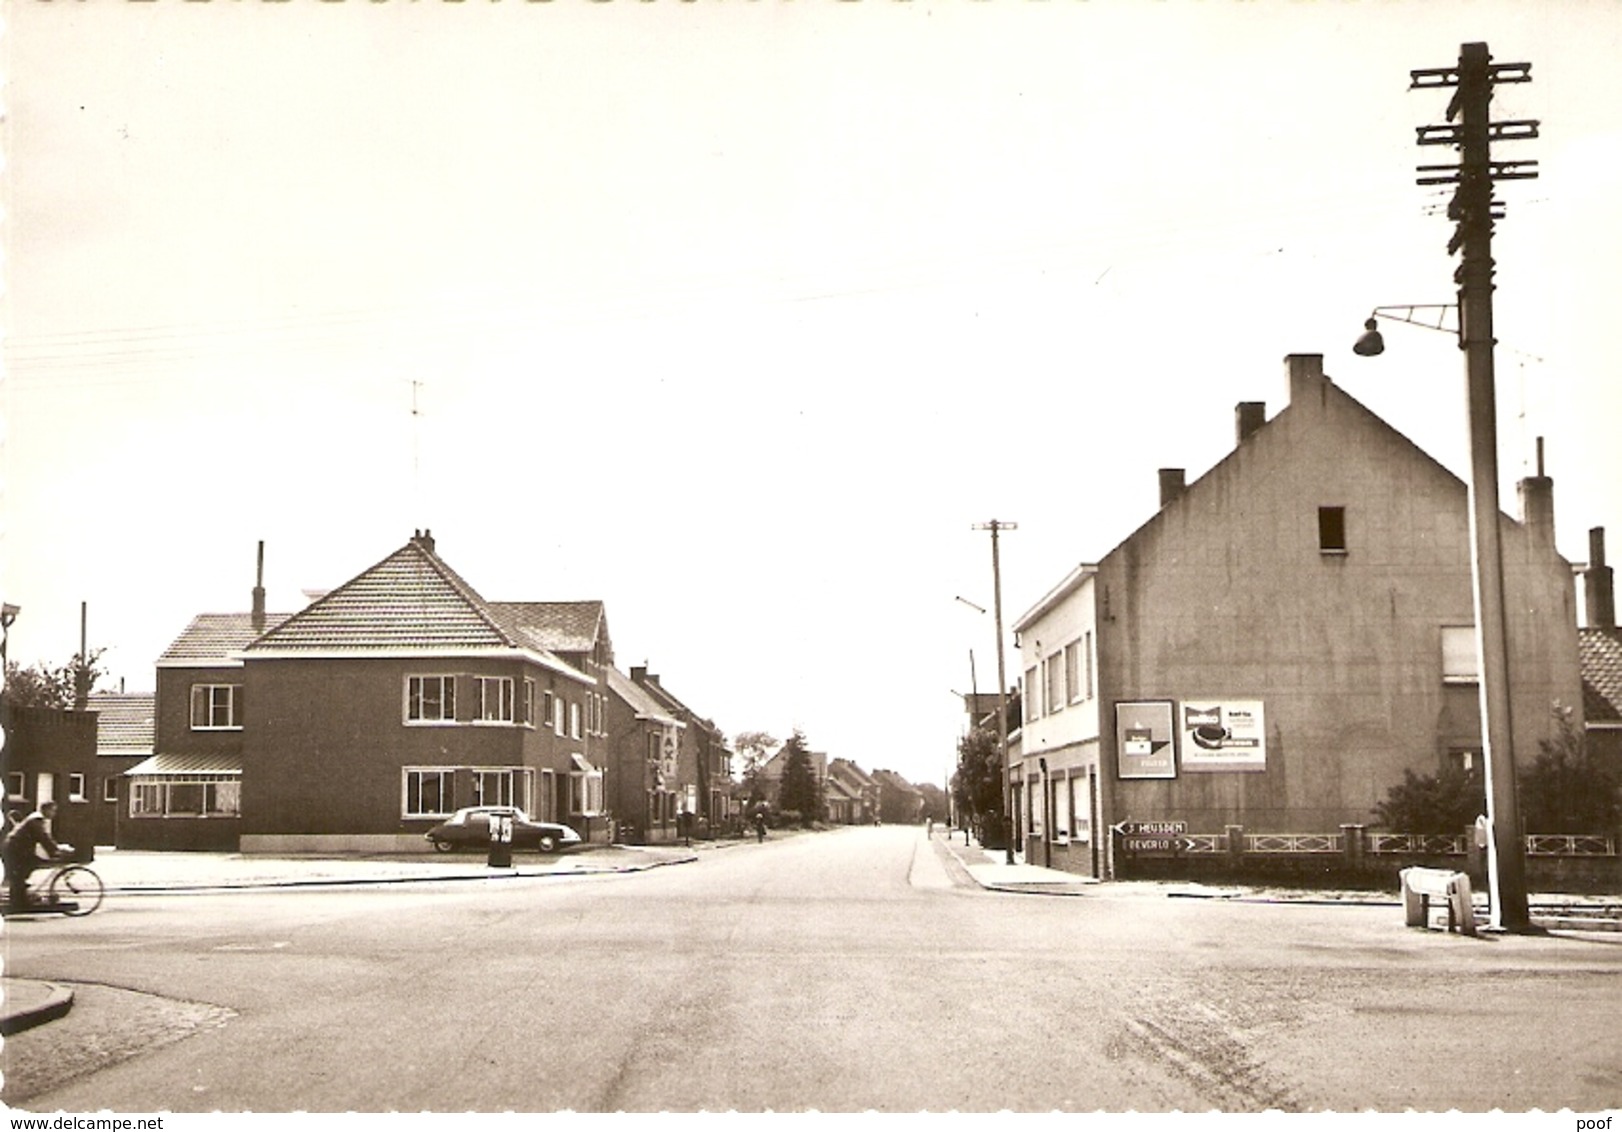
775 729 823 826
1372 763 1486 835
2 650 107 710
732 730 777 807
1520 704 1622 834
953 724 1004 828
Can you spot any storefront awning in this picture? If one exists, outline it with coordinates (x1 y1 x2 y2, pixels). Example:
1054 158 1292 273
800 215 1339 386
126 752 243 777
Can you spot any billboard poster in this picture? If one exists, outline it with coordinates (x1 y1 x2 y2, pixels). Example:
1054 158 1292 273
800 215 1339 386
1115 701 1176 779
1179 700 1266 772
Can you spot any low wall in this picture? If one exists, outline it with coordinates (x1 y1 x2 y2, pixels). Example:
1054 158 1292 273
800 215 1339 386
117 817 240 853
1113 825 1621 894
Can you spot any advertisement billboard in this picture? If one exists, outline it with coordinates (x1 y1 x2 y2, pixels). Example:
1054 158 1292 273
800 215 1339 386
1115 701 1176 779
1179 700 1266 772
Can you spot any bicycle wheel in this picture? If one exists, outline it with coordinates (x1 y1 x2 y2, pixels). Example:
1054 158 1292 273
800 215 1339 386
50 865 104 915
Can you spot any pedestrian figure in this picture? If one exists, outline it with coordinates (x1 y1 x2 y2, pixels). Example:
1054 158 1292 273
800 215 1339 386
926 817 934 837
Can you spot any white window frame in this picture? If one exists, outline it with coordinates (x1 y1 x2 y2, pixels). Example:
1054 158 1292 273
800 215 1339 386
523 679 537 728
570 701 582 740
1064 641 1081 704
477 676 516 724
127 776 241 818
6 772 25 800
553 696 565 736
1045 652 1064 716
403 767 457 818
68 773 87 802
103 777 119 804
570 768 604 817
190 684 243 730
406 675 458 724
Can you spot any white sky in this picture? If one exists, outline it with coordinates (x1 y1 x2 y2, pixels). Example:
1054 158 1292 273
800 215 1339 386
3 1 1620 789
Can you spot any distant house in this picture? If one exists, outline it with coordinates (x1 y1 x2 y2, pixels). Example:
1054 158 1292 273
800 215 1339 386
759 744 827 818
826 758 878 824
139 531 615 851
870 769 923 824
89 692 153 846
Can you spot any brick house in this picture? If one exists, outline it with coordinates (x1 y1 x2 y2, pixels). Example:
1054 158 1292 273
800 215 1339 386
138 531 615 852
1578 527 1621 765
1011 354 1583 879
1 704 98 848
826 758 878 824
628 667 730 831
602 665 685 843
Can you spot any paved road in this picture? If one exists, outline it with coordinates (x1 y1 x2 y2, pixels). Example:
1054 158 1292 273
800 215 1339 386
4 825 1620 1112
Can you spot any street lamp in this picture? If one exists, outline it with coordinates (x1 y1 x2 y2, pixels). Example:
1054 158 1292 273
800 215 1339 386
0 603 18 672
1355 300 1530 931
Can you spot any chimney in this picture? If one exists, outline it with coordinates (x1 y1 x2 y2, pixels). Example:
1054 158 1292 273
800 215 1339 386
631 665 648 685
1158 468 1185 509
1517 437 1556 552
412 528 436 554
1235 402 1266 445
1286 353 1326 408
1587 526 1616 630
252 541 267 633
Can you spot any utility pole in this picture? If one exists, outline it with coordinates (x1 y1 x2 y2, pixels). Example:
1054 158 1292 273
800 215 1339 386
1413 42 1538 931
973 520 1017 865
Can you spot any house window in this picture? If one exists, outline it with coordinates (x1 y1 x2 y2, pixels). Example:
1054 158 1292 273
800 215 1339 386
6 772 24 800
127 777 240 818
1442 626 1479 684
1052 775 1071 842
190 684 243 730
570 701 581 740
1071 773 1091 844
1024 667 1039 722
68 774 86 802
1083 631 1094 700
406 676 457 723
471 769 515 808
553 696 565 736
1064 642 1080 704
1449 747 1483 773
1318 506 1347 553
103 777 118 803
478 677 515 723
1045 653 1064 716
404 768 456 818
523 679 536 728
570 768 604 816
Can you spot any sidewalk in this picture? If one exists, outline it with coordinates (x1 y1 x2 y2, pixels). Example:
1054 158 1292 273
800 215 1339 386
931 830 1622 930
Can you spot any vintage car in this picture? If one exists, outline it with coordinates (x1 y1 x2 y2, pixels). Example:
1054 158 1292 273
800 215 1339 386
424 806 582 854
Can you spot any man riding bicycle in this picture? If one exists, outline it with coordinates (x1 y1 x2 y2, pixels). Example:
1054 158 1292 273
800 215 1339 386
4 800 62 910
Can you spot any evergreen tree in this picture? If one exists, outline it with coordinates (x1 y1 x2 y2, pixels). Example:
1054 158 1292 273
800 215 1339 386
776 729 823 826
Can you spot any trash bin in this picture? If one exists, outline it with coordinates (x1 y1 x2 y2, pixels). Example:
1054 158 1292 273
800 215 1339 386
487 813 513 868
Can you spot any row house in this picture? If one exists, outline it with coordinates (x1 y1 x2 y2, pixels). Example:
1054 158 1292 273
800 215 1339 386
1579 528 1622 765
826 758 879 824
629 666 732 830
602 665 688 843
1012 354 1583 879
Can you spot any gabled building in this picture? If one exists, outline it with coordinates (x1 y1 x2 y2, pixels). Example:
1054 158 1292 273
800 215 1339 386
827 757 879 824
602 665 685 843
628 666 731 831
136 531 615 851
88 692 153 846
1013 354 1583 878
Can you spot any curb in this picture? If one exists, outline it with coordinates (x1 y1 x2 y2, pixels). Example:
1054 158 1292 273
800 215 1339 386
0 980 75 1037
102 850 700 895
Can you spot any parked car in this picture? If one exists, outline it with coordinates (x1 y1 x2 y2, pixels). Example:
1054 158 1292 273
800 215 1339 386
424 807 582 854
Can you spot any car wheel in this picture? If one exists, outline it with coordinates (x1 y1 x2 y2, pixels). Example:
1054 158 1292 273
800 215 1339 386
537 834 559 854
431 838 454 853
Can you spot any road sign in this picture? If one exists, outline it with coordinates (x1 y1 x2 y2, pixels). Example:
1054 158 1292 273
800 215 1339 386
1118 821 1186 836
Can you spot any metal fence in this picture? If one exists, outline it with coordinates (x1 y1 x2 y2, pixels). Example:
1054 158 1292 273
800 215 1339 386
1169 830 1614 857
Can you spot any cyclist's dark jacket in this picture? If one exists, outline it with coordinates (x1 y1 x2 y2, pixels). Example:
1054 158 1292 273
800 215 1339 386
3 811 60 868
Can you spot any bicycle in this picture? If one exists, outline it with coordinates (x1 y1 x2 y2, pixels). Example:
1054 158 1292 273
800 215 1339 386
1 846 104 917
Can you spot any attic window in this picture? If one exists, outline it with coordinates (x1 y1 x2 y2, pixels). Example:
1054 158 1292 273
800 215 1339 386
1318 506 1347 554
